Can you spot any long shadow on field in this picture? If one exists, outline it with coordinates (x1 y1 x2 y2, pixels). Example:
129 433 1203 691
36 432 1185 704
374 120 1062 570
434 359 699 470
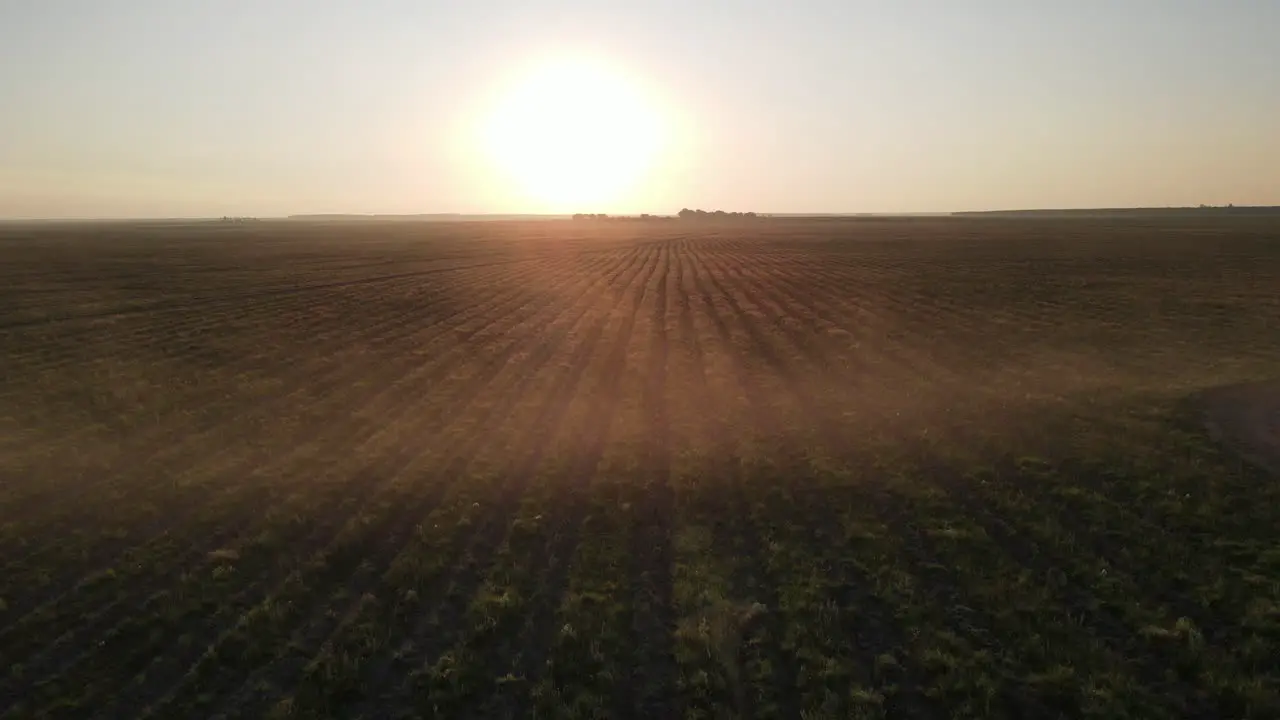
628 240 679 719
397 248 660 719
108 278 590 718
255 248 656 719
486 243 666 719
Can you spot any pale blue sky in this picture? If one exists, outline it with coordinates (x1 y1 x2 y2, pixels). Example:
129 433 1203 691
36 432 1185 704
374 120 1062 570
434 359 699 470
1 1 1277 217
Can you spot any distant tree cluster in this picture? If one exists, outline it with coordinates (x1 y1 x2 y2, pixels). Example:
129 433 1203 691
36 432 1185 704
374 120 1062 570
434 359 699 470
677 208 759 219
219 216 260 223
570 210 763 221
571 213 673 221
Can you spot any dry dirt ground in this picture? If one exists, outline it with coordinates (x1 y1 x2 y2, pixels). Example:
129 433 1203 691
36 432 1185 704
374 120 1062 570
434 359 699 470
2 216 1280 719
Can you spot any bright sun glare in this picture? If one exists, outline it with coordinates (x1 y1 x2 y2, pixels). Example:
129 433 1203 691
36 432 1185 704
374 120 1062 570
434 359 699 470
479 57 666 212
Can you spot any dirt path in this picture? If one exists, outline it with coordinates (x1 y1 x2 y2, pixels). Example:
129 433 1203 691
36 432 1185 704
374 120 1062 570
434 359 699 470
1200 380 1280 475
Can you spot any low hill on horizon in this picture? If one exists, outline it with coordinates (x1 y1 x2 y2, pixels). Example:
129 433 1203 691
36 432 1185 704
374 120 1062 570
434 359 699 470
953 205 1280 218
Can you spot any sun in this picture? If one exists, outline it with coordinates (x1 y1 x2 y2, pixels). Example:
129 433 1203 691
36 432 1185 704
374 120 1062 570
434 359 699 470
478 57 667 212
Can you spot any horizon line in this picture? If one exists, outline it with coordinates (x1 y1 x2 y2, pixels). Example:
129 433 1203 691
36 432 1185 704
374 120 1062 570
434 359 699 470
3 204 1279 223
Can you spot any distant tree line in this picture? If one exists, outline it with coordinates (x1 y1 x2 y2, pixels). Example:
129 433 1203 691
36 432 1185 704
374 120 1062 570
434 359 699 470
677 208 758 219
571 213 674 221
570 209 762 221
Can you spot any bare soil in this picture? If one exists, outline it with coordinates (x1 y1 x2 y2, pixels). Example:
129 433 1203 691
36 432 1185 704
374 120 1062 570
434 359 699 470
3 217 1280 719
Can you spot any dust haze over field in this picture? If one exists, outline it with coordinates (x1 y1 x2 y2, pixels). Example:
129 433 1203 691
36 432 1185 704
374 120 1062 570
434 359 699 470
2 217 1280 718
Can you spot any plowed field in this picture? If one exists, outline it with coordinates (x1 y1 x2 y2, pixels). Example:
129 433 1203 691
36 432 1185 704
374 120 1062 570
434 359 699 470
2 217 1279 719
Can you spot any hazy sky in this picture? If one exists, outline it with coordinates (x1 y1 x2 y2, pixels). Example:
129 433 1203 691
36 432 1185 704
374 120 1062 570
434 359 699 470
2 1 1277 217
